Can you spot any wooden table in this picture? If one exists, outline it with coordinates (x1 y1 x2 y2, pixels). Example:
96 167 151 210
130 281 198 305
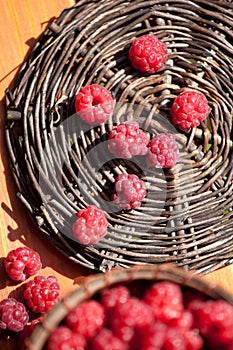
0 1 233 348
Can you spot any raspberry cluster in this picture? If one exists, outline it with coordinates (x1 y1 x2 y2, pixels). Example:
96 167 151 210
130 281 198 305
45 281 233 350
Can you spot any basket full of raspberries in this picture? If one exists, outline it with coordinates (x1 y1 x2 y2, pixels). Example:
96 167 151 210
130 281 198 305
5 0 233 273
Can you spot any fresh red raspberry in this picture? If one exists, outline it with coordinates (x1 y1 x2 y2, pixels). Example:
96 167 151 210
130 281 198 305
100 285 130 311
65 300 106 338
19 317 42 349
109 297 154 343
129 34 168 73
46 326 86 350
143 281 184 323
131 321 167 350
4 246 42 282
170 90 209 130
162 328 203 350
23 275 60 313
0 298 29 332
75 84 114 124
146 133 179 168
72 205 108 244
108 121 149 158
90 328 128 350
168 310 193 330
112 173 146 210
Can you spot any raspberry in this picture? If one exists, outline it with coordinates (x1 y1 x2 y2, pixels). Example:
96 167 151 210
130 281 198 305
162 328 203 350
112 173 146 210
129 34 168 73
65 300 106 338
131 321 167 350
46 326 86 350
170 90 209 130
146 133 179 168
75 84 114 124
72 205 108 244
23 275 60 313
108 121 149 158
100 285 130 311
168 310 193 330
143 281 184 323
0 298 29 332
5 246 42 282
90 328 128 350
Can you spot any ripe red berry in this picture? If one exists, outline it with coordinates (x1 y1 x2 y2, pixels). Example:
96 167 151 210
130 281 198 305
146 133 179 168
65 300 106 338
0 298 29 333
112 173 146 210
75 84 114 124
129 34 168 73
108 121 149 158
72 205 108 244
90 328 128 350
23 275 60 313
170 90 209 130
131 321 167 350
100 285 130 311
46 326 86 350
162 328 203 350
5 246 42 282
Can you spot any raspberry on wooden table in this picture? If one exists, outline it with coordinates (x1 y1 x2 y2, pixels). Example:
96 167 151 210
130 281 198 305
75 84 114 124
108 121 149 158
23 275 60 313
4 246 42 282
0 298 29 333
129 34 168 73
146 133 179 168
72 205 108 244
170 90 209 130
46 326 86 350
90 328 128 350
112 173 146 210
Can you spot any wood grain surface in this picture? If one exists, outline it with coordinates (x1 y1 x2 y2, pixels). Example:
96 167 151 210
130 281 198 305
0 1 233 349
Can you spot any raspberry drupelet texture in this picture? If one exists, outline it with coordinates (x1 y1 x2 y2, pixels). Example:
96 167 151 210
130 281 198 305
5 246 42 282
100 285 130 311
0 298 29 333
129 34 168 73
23 275 60 313
108 121 149 159
72 205 108 244
90 328 128 350
46 326 86 350
112 173 146 210
146 133 179 168
75 84 114 124
65 300 106 338
170 90 209 130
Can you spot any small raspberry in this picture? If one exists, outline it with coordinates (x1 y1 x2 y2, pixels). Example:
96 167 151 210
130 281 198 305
72 205 108 244
100 285 130 311
75 84 114 124
0 298 29 332
90 328 128 350
146 133 179 168
170 90 209 130
65 300 106 338
108 121 149 158
5 246 42 282
23 275 60 313
162 328 203 350
143 281 184 323
129 34 168 73
46 326 86 350
112 173 146 210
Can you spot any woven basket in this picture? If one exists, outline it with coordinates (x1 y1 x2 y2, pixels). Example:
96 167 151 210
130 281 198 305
24 264 233 350
5 0 233 273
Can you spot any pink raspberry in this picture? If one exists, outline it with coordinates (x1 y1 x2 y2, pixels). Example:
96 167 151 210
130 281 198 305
129 34 168 73
46 326 86 350
4 246 42 282
75 84 114 124
90 328 128 350
146 133 179 168
72 205 108 244
143 281 184 323
23 275 60 313
65 300 105 338
108 121 149 158
0 298 29 332
170 90 209 130
100 285 130 311
112 173 146 210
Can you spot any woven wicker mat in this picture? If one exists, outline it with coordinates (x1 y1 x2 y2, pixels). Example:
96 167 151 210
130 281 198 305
5 0 233 273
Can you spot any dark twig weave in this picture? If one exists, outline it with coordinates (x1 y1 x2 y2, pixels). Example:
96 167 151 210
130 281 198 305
5 0 233 273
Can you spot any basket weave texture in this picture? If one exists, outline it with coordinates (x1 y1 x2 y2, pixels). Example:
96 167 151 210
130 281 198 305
5 0 233 273
25 264 233 350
